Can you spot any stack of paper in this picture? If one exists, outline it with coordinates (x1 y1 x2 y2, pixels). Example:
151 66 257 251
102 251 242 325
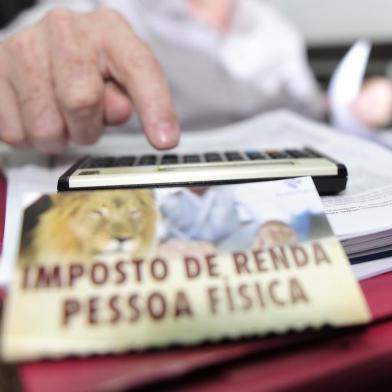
337 228 392 262
349 232 392 260
326 39 392 263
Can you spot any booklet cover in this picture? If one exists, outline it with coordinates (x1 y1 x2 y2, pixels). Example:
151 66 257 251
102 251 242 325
1 177 370 361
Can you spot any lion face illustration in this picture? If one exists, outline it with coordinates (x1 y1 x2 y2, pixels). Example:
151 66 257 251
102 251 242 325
21 189 158 263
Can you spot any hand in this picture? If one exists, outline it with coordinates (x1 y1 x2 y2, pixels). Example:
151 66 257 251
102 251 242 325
350 77 392 129
253 220 298 250
0 8 180 154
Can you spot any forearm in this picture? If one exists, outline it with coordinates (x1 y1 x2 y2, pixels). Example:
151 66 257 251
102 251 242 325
0 0 96 40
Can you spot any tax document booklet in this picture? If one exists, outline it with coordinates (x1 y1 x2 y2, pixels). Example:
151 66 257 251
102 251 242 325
1 177 370 361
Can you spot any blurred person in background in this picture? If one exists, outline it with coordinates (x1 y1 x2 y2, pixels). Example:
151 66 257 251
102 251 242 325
1 0 389 155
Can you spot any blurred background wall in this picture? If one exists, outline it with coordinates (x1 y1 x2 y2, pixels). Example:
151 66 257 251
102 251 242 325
272 0 392 85
273 0 392 45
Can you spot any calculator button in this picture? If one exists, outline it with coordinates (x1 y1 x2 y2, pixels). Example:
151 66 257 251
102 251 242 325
89 157 115 167
161 154 179 165
137 155 157 166
245 151 266 160
266 151 291 159
285 150 309 158
303 149 322 158
182 154 202 164
204 153 223 162
113 156 136 167
225 151 244 161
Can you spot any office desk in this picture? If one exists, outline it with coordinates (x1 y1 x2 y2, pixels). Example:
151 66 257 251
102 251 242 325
1 111 392 390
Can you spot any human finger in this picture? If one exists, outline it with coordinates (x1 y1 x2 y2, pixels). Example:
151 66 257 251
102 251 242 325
0 77 27 147
5 28 67 153
46 10 104 145
97 9 180 149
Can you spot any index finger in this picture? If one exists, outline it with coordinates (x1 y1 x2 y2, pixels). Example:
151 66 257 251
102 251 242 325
98 11 180 149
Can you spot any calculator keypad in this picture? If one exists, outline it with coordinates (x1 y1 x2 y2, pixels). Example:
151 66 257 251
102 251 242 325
82 149 318 168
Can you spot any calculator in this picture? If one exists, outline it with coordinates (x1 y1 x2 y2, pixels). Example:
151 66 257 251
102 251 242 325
57 147 348 194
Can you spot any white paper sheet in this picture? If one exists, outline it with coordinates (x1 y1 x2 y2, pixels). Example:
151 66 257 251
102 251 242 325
328 40 373 138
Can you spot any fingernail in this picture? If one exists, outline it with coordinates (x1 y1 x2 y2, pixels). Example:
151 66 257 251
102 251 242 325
36 141 67 154
154 122 180 148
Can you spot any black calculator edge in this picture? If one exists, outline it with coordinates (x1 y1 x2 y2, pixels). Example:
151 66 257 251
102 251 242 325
305 147 348 193
312 174 347 195
58 156 91 192
59 175 347 195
